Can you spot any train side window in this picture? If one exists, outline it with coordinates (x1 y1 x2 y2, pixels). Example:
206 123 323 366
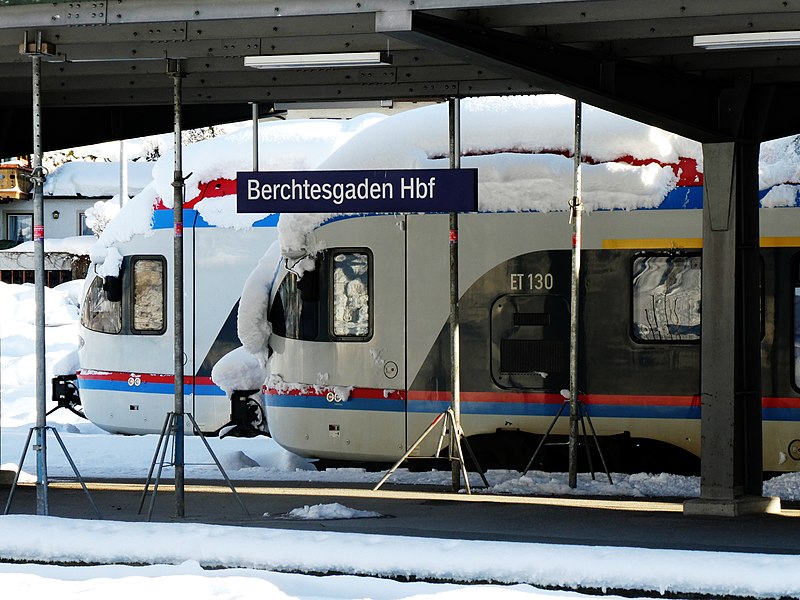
81 275 122 334
131 257 166 333
794 268 800 389
331 251 371 339
632 254 701 342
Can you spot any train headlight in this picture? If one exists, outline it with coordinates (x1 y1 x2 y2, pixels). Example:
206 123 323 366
77 335 85 350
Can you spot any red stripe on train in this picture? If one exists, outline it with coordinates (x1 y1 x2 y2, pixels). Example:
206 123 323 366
77 370 214 386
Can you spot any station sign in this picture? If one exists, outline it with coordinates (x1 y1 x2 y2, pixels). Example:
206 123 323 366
236 168 478 213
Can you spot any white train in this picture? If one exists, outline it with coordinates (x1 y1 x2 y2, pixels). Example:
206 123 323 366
76 115 380 434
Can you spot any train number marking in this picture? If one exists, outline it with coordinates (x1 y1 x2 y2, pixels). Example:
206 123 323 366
510 273 554 291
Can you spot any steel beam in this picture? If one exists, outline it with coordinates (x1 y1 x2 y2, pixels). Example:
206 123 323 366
379 11 730 142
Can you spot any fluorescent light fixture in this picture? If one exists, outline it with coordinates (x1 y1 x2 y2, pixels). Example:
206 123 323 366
693 31 800 49
245 51 391 69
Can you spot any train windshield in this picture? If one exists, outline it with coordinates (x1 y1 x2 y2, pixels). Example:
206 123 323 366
81 275 122 334
80 255 166 335
270 249 372 342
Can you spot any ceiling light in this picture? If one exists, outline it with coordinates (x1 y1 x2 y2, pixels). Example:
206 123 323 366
693 31 800 49
244 51 391 69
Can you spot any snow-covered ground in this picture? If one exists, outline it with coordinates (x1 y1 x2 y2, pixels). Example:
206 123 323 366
2 278 800 599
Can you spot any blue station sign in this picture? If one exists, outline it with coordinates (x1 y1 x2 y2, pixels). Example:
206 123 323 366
236 168 478 213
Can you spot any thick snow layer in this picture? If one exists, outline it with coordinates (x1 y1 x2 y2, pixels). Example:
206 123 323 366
151 114 384 211
237 240 282 363
1 235 96 255
1 515 800 599
211 346 268 393
44 161 152 198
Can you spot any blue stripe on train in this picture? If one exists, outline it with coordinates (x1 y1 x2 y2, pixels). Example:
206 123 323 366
152 209 279 230
265 393 405 412
409 400 701 420
78 379 226 396
266 394 800 421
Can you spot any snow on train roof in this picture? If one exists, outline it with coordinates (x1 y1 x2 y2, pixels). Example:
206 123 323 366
92 95 800 266
90 113 384 264
277 95 800 253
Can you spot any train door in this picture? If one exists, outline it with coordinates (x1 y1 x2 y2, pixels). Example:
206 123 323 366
404 214 453 454
314 215 408 461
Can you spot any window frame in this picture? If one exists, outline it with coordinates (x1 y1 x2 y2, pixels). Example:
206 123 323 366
79 212 93 236
328 248 373 342
792 254 800 392
129 255 167 335
7 212 33 245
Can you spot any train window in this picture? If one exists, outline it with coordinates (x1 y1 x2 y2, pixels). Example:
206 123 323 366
269 262 320 341
632 255 701 342
795 277 800 389
331 251 371 339
81 275 122 334
131 258 165 333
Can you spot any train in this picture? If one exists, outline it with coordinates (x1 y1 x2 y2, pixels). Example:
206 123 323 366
76 95 800 476
76 114 381 434
251 97 800 475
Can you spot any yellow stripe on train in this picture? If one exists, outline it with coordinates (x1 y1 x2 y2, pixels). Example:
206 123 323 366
602 237 800 250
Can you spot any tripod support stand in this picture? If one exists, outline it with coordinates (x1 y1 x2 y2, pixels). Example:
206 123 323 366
137 412 249 520
373 407 489 493
523 398 613 484
3 425 101 517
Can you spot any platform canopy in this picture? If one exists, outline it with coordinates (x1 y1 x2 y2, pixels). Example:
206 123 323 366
1 1 800 153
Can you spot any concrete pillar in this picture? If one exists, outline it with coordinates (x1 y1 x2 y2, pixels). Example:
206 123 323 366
684 141 780 516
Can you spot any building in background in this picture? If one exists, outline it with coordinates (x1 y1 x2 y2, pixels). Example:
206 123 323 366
0 160 152 285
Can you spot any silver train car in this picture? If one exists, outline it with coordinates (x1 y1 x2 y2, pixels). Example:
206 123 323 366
262 192 800 474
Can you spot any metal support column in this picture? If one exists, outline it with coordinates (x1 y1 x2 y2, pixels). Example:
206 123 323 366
448 97 463 491
168 58 186 518
567 101 583 489
5 33 98 518
684 141 780 516
522 101 611 486
252 102 259 171
30 37 48 515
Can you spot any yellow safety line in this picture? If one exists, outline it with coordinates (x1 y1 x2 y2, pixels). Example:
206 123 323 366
23 480 800 516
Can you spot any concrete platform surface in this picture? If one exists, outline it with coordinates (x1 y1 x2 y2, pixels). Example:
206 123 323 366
3 479 800 556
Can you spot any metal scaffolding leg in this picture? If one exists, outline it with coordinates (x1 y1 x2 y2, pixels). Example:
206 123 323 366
373 407 489 492
522 399 612 484
4 426 101 518
138 412 249 520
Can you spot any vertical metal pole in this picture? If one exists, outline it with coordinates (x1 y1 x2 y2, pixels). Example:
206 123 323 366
170 59 185 518
448 98 461 491
252 102 259 171
568 101 583 489
119 139 128 208
31 33 49 515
